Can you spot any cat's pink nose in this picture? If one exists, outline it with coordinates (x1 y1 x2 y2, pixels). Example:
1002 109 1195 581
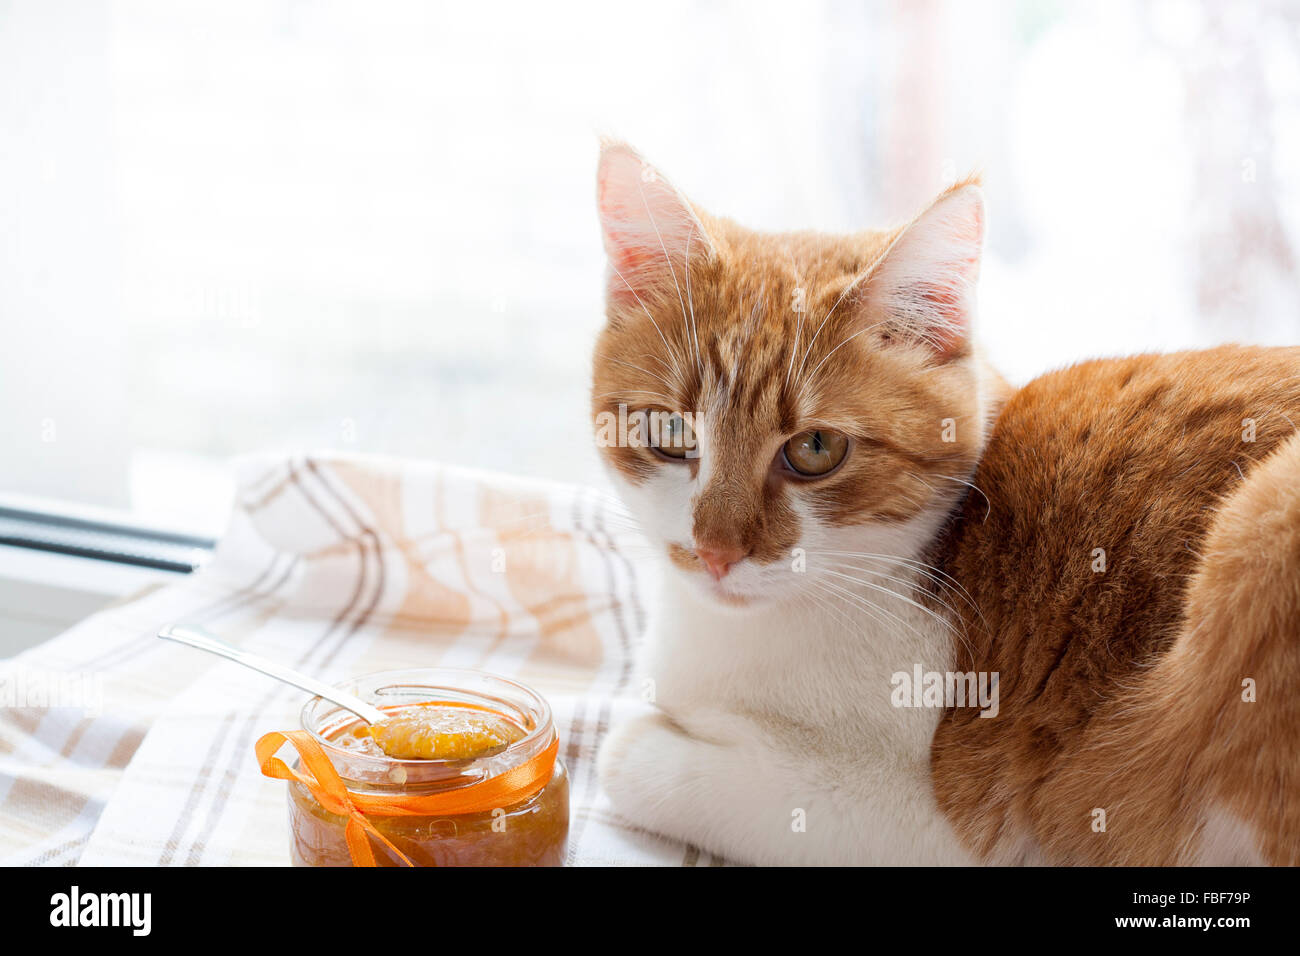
694 544 747 581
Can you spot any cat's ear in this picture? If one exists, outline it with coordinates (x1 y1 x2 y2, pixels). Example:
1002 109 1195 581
597 141 715 304
860 181 985 360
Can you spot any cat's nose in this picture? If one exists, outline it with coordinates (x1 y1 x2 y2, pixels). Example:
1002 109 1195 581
694 544 747 581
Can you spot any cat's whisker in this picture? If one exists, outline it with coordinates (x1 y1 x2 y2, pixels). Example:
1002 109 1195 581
889 488 937 513
595 505 640 526
816 569 967 640
811 569 923 633
684 228 704 376
806 576 897 636
817 556 989 642
783 245 807 390
735 286 767 384
815 559 966 617
805 548 982 611
595 388 679 408
793 268 866 387
931 473 992 521
815 564 976 660
636 176 695 382
803 318 892 394
898 471 948 511
811 575 930 646
906 471 936 488
817 558 984 634
636 351 682 381
607 261 688 392
635 352 691 397
805 579 885 636
794 583 873 648
588 492 642 522
818 567 963 638
811 550 982 614
603 356 683 407
1253 404 1299 435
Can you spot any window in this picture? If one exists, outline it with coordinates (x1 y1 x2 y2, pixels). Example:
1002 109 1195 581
3 0 1297 534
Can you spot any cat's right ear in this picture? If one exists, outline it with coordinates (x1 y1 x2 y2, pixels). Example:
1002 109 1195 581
597 141 715 305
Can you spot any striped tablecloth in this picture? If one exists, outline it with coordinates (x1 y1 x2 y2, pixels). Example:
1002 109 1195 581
0 453 722 865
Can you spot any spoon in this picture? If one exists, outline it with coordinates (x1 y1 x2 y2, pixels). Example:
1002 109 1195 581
157 623 387 725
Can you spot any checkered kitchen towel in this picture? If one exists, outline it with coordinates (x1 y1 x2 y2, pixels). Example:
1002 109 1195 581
0 452 725 865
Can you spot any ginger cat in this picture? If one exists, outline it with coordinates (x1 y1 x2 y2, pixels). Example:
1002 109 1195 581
590 141 1300 865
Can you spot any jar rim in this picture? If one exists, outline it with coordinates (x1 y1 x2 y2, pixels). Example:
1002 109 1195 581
299 667 555 787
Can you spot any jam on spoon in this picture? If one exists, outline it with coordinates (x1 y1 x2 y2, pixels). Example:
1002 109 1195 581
364 702 526 760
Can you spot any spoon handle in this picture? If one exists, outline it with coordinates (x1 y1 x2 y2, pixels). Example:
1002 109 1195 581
158 623 387 725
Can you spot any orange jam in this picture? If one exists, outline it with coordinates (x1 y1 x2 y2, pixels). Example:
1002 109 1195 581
287 671 568 867
364 702 524 760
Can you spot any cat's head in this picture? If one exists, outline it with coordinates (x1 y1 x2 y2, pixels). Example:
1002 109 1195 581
591 141 999 610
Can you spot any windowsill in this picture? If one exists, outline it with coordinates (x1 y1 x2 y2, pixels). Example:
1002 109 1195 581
0 493 215 573
0 498 215 658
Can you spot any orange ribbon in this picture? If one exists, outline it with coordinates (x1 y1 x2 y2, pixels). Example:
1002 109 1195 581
256 726 559 867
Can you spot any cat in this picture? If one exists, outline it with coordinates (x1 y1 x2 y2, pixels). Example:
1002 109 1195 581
590 140 1300 865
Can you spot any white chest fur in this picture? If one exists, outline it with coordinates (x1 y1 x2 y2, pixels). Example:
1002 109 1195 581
598 555 975 866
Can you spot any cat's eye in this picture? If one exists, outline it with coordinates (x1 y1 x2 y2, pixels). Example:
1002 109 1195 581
647 410 697 460
782 428 849 477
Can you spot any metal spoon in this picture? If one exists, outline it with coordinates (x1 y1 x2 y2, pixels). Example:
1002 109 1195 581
157 623 387 725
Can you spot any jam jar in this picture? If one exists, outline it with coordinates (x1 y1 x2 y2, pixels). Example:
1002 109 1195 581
286 668 568 866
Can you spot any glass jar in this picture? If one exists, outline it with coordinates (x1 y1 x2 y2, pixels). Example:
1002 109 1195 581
287 668 568 867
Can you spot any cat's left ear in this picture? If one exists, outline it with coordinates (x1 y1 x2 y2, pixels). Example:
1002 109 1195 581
859 181 985 360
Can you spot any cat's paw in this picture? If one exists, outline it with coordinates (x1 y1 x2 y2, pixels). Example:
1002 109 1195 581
597 710 697 831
